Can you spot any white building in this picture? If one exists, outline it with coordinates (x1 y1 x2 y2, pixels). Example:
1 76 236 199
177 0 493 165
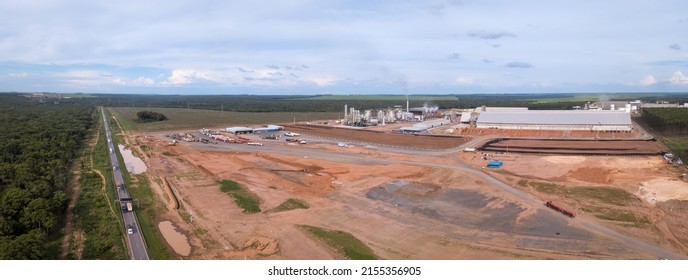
476 110 632 132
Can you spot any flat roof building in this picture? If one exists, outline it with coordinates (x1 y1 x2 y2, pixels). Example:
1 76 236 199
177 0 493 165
253 125 284 133
226 127 254 134
476 110 632 132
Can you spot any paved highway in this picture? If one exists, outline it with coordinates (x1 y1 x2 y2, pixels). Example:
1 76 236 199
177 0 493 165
100 107 149 260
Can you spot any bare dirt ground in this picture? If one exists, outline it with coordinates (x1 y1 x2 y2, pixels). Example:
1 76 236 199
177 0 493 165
461 152 688 255
481 139 666 155
121 128 688 259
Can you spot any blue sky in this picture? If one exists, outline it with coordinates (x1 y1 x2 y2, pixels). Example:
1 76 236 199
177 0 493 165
1 0 687 94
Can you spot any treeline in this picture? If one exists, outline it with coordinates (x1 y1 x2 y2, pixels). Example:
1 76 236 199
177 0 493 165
641 108 688 135
56 93 600 112
73 172 127 259
136 111 168 122
0 94 94 259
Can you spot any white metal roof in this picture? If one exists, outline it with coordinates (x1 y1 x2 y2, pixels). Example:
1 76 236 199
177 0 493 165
226 127 254 132
415 118 449 128
399 126 426 132
476 110 631 125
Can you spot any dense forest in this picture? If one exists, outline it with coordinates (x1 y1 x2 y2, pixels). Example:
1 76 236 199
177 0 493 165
14 92 688 113
639 108 688 163
28 93 618 112
641 108 688 135
136 111 168 122
0 94 94 259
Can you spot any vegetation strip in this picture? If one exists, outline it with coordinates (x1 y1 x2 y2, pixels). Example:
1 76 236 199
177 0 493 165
219 180 262 213
298 225 378 260
267 199 309 213
104 108 172 259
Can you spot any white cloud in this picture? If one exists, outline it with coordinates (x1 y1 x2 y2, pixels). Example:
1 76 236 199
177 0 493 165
669 71 688 85
133 76 155 86
304 75 336 86
455 76 474 85
639 75 657 86
164 69 225 85
1 1 686 93
9 72 28 77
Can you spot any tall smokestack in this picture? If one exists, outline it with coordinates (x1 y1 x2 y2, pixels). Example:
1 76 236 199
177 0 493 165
344 104 348 123
406 96 409 113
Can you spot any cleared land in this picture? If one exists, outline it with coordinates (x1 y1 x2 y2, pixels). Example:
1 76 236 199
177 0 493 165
461 153 688 253
112 108 688 260
116 127 688 260
109 107 339 131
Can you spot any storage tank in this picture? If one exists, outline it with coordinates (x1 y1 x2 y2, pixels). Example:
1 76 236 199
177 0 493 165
625 104 631 113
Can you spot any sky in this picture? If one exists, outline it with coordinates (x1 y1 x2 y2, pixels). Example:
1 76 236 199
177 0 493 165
1 0 687 95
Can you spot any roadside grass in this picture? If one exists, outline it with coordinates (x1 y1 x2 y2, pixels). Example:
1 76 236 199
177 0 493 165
109 107 340 131
126 174 172 260
528 180 650 228
571 186 636 206
294 95 458 101
298 225 378 260
266 198 309 213
86 114 128 259
105 108 172 259
528 182 635 206
219 180 262 214
74 172 128 259
581 207 653 228
663 137 688 163
529 182 565 194
634 117 688 162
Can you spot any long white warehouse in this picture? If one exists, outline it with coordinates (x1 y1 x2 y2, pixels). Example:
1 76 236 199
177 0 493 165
476 110 632 132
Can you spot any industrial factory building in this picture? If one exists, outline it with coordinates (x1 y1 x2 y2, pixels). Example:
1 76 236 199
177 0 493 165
476 110 632 132
398 118 451 133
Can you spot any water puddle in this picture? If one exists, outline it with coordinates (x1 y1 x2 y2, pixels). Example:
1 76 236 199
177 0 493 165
118 144 147 174
158 220 191 256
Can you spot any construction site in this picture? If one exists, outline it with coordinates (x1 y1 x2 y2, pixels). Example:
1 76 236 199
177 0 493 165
108 104 688 260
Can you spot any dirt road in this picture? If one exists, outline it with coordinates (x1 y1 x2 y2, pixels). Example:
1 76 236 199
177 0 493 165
175 137 684 259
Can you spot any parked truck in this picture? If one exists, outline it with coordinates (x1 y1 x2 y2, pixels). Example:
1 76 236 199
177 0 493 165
545 200 575 218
